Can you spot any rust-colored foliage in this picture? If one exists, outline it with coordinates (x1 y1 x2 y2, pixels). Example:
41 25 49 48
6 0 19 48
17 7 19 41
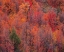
0 0 64 52
25 0 32 6
47 0 60 8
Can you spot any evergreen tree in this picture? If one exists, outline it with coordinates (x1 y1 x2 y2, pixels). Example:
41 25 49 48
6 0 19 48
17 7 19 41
10 28 21 52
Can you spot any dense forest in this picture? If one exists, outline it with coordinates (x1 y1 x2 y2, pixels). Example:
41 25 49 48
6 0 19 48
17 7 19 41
0 0 64 52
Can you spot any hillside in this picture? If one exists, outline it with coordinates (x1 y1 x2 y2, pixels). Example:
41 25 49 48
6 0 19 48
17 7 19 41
0 0 64 52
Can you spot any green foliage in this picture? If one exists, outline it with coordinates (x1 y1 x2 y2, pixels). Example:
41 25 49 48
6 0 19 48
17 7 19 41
10 28 21 50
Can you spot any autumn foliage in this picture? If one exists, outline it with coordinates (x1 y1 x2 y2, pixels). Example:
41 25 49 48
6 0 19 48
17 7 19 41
0 0 64 52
